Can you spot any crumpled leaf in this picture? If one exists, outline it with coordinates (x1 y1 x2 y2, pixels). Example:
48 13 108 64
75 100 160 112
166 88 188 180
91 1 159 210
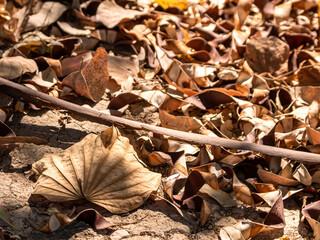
257 169 300 187
185 89 235 110
40 209 113 233
220 190 285 239
57 21 91 36
159 109 203 132
107 55 139 92
25 2 68 32
32 126 161 214
62 47 109 102
0 56 38 79
245 36 290 76
233 171 255 206
292 163 312 186
302 200 320 239
96 0 147 29
199 184 236 207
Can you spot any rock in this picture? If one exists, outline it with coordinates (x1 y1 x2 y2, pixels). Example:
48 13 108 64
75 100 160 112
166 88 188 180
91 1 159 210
110 229 130 240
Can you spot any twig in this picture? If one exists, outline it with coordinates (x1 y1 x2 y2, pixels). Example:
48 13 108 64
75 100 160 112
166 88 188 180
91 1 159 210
0 77 320 164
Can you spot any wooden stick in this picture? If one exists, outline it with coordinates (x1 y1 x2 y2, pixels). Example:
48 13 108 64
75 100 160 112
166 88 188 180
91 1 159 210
0 77 319 164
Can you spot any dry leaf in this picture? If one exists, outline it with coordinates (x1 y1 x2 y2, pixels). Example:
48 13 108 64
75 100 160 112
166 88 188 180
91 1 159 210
245 36 290 76
154 0 189 10
96 0 147 29
0 56 38 79
233 171 255 206
40 209 113 233
159 109 203 132
25 2 68 32
57 21 91 36
107 55 139 92
302 201 320 239
62 47 109 102
199 184 236 207
220 190 285 239
32 126 161 214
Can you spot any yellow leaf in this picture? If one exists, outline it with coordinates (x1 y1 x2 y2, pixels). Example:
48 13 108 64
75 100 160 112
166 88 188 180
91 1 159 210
154 0 189 10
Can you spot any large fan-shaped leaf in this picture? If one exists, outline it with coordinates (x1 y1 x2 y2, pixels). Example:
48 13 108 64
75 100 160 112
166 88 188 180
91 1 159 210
32 126 161 214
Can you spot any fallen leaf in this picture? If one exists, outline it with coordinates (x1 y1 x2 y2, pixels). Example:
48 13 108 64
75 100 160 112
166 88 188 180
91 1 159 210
0 56 38 79
302 201 320 239
292 163 312 186
245 36 290 76
96 0 147 29
185 89 235 110
40 209 113 233
25 2 68 32
233 171 255 206
159 109 203 132
32 126 161 214
107 55 139 92
154 0 189 10
57 21 91 36
220 190 285 239
257 169 300 187
62 47 109 102
199 184 236 207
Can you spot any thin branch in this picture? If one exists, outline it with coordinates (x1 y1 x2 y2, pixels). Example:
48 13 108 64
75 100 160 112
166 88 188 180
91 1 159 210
0 77 320 164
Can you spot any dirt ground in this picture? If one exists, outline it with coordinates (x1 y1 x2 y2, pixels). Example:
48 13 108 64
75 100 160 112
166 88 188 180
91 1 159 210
0 92 314 240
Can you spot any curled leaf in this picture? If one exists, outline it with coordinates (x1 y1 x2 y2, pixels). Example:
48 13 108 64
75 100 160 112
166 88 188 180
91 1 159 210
62 47 109 102
0 56 38 79
25 2 68 31
96 1 147 29
302 201 320 239
40 209 113 233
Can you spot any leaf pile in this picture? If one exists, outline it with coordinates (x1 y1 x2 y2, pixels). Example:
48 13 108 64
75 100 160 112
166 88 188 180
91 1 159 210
1 0 320 239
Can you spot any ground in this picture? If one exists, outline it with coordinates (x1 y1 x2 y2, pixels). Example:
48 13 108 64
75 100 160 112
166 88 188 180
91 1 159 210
0 92 314 240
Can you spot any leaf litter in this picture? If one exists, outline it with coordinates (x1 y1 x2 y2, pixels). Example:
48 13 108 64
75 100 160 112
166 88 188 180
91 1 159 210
1 0 320 239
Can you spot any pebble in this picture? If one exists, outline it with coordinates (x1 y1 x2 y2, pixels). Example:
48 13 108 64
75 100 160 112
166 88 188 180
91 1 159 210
110 229 130 240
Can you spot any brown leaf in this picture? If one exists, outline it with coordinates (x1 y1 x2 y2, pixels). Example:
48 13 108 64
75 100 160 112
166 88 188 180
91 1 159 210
306 127 320 145
32 126 161 214
245 36 290 76
25 2 68 32
40 209 113 233
62 47 109 102
107 55 139 92
185 89 235 110
291 86 320 105
57 21 91 36
302 201 320 239
292 163 312 186
148 151 173 166
96 0 147 29
60 52 93 77
0 56 38 79
200 184 236 207
220 190 285 239
257 169 300 187
233 171 255 206
159 109 203 132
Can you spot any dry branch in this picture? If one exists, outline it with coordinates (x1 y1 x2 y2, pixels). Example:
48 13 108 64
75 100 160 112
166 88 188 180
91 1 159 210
0 77 319 164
